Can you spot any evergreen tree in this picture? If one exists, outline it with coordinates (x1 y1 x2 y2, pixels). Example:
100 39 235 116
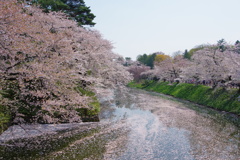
217 38 227 52
137 53 156 69
147 53 156 69
235 40 240 45
32 0 96 26
183 49 191 59
125 57 131 61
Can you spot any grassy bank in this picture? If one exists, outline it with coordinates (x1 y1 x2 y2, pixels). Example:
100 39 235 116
128 81 240 116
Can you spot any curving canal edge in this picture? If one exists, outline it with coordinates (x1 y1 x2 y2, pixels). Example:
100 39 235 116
0 88 239 160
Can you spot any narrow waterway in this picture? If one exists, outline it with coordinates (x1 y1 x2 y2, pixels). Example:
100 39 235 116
45 88 240 160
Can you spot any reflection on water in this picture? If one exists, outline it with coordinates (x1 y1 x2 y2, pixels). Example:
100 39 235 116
45 88 239 160
104 106 194 160
100 89 240 160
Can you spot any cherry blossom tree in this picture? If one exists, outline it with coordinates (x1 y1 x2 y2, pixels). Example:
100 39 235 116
0 0 132 124
182 45 240 88
153 55 190 82
127 63 150 82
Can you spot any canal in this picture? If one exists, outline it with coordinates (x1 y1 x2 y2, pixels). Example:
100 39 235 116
45 88 240 160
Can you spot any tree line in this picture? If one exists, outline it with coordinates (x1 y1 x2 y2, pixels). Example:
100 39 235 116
126 39 240 90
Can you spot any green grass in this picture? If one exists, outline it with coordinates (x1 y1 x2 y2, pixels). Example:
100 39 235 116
0 105 11 134
75 86 96 97
75 86 100 117
128 81 240 115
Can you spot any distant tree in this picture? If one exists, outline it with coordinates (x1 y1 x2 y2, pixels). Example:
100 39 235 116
154 54 171 64
235 40 240 45
217 38 226 45
147 53 156 69
154 56 189 82
217 38 227 52
137 54 147 64
137 53 156 69
172 50 183 58
234 40 240 54
123 57 132 66
125 57 131 61
182 47 240 88
187 45 206 57
127 64 150 82
183 49 191 59
31 0 96 26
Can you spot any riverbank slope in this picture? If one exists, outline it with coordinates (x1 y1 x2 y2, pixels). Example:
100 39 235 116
128 81 240 116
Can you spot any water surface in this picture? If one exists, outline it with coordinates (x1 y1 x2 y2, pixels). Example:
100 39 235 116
47 89 240 160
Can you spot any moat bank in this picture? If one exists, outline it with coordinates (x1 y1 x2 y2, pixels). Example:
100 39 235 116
128 81 240 116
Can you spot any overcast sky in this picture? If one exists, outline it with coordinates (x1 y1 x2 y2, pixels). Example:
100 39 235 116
85 0 240 60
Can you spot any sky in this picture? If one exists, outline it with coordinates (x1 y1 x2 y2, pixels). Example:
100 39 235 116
84 0 240 60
